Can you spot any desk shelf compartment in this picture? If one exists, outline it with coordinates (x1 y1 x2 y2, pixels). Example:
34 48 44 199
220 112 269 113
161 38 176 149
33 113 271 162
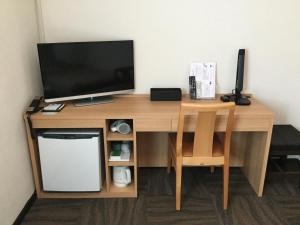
106 119 134 141
107 141 135 166
108 166 136 197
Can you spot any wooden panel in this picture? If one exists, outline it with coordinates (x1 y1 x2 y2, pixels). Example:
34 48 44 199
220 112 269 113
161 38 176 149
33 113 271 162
234 115 272 131
135 118 171 131
24 115 43 198
108 154 134 166
242 118 273 196
229 132 248 167
31 95 274 124
110 182 135 194
182 156 224 166
106 132 134 141
137 133 168 167
193 112 216 157
32 119 105 128
38 182 137 198
172 115 271 132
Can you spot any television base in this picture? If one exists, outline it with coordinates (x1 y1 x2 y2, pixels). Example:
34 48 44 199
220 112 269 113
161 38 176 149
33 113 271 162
73 96 113 107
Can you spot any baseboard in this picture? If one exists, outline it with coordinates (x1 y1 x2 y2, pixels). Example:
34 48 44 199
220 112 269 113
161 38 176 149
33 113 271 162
12 192 36 225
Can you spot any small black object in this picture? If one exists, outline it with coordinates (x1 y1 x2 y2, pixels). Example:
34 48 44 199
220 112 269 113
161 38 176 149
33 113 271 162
189 76 196 99
269 124 300 188
220 95 231 102
235 96 251 105
27 96 42 113
270 125 300 156
220 94 250 106
150 88 182 101
235 49 245 96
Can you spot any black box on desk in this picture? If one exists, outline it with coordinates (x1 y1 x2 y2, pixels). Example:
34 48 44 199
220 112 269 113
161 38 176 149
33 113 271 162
150 88 182 101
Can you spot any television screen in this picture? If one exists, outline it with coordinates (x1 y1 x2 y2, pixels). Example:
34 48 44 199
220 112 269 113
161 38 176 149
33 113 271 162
37 40 134 102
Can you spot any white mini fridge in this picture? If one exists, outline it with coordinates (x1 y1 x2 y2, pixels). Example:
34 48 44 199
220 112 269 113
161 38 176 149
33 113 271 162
38 130 103 192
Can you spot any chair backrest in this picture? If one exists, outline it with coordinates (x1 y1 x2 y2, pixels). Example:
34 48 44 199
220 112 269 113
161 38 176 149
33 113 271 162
176 102 235 158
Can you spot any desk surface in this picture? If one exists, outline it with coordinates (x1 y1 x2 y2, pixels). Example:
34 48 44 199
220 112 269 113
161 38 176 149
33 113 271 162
32 94 274 119
32 95 274 132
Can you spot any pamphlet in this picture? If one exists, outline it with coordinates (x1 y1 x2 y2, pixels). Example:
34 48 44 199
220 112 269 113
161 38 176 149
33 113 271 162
189 62 216 99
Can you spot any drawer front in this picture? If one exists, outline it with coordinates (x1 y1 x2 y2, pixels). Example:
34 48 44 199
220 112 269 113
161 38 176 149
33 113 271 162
172 115 272 132
233 116 271 131
32 119 105 129
135 118 172 131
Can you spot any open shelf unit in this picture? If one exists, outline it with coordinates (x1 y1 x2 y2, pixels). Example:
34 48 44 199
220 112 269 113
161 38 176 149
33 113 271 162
104 119 137 197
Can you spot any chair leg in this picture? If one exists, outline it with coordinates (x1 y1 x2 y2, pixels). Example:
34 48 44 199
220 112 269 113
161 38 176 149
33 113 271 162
223 164 229 210
176 159 182 210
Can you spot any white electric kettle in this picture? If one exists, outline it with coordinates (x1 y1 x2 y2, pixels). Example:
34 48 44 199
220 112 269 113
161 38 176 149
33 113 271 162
113 166 131 187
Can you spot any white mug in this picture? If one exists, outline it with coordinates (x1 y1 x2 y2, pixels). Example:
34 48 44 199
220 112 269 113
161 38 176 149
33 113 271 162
113 166 131 188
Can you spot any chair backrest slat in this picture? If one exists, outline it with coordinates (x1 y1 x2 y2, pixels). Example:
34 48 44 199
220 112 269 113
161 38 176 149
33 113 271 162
193 111 216 156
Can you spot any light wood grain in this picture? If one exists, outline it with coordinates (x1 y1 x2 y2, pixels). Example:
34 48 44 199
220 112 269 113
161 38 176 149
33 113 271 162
25 94 274 199
242 118 274 196
31 95 273 130
108 153 134 166
168 102 235 210
32 119 105 128
24 114 43 198
106 132 134 141
193 112 216 157
137 133 168 167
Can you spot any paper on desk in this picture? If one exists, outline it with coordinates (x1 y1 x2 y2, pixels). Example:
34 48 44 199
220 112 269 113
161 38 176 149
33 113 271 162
190 62 216 99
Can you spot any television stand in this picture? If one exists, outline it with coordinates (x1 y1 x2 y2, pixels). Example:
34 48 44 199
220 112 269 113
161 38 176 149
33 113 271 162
73 96 113 106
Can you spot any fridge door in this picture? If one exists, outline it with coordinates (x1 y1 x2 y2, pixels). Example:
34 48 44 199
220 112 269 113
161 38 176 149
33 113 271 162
38 131 102 192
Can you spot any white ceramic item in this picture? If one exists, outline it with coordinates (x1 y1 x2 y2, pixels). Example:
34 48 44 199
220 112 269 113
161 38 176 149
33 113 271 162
113 166 131 187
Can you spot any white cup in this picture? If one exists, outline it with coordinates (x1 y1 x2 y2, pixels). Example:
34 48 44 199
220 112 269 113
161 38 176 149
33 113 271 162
121 141 131 153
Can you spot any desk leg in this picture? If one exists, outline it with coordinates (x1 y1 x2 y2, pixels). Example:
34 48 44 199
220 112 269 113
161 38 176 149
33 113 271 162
242 121 274 196
24 116 42 198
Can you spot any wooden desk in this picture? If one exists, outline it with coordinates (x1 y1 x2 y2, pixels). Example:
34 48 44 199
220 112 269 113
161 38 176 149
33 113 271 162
24 95 274 198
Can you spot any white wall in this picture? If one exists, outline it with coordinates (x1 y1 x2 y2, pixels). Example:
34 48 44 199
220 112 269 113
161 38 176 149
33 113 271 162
39 0 300 127
0 1 41 224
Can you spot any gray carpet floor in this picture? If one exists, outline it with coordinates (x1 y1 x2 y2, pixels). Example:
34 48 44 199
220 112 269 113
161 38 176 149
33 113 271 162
22 166 300 225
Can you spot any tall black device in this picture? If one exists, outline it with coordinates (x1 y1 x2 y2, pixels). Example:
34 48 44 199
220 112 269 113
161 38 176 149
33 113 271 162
235 49 245 97
221 49 251 105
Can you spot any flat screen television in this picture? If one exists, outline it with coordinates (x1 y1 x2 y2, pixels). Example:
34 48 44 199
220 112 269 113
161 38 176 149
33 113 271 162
37 40 134 105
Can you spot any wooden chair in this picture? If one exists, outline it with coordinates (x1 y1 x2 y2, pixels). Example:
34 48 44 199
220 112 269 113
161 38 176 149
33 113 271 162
167 102 235 210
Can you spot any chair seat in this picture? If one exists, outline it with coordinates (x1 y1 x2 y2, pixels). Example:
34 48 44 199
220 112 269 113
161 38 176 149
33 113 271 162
169 133 224 157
